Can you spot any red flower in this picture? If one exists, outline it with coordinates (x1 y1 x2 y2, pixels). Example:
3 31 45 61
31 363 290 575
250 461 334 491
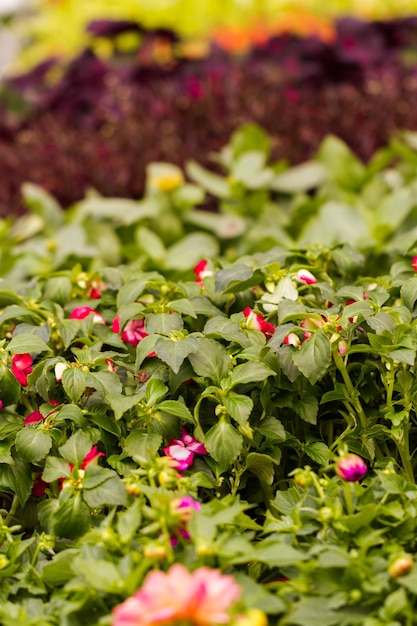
243 307 275 338
31 473 48 497
412 256 417 271
193 259 213 287
80 445 105 470
70 306 105 324
11 353 33 386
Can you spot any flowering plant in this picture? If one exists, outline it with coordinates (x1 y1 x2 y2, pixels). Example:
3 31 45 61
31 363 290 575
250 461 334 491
1 127 417 624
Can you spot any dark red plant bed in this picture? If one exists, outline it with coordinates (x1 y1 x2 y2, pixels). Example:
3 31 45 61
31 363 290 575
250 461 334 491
2 16 417 216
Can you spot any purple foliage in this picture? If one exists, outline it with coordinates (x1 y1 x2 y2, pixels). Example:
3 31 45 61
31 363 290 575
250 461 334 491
1 17 417 215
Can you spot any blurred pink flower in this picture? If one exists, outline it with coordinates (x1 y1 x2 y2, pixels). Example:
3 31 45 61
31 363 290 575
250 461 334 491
335 453 367 482
412 256 417 271
112 316 148 347
164 428 207 470
296 269 317 285
243 307 275 338
112 563 241 626
11 353 33 386
70 306 106 324
24 410 44 426
171 495 202 544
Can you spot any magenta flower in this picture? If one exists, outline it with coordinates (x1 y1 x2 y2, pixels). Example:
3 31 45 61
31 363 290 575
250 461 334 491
0 400 3 410
243 307 275 338
170 495 202 544
112 315 148 347
11 353 33 386
296 269 317 285
112 563 241 626
335 454 367 482
70 306 105 324
80 445 105 470
24 410 44 426
412 256 417 271
164 428 207 470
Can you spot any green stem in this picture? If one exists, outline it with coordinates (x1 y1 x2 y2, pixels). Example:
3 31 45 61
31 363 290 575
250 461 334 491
396 421 415 483
4 495 19 526
333 347 368 429
344 482 355 516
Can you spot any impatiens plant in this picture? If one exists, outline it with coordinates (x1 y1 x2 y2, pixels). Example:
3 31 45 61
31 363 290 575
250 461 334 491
2 126 417 623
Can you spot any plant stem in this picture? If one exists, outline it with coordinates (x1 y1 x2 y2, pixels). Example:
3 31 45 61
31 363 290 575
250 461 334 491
332 347 368 429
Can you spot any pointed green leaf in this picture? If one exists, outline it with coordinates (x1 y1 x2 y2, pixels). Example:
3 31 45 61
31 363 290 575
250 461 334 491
293 331 331 384
15 428 52 463
155 335 199 373
188 337 231 384
204 418 242 471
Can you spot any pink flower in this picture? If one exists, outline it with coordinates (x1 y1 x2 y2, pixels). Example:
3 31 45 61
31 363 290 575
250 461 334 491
112 316 148 347
171 496 202 544
70 306 105 324
194 259 214 288
412 256 417 271
11 353 33 386
112 563 241 626
24 410 44 426
243 307 275 338
296 269 317 285
335 454 367 482
0 400 3 410
164 428 207 471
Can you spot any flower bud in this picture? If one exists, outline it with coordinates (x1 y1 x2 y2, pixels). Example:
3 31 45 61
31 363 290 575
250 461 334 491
335 454 367 482
388 555 413 578
143 543 168 560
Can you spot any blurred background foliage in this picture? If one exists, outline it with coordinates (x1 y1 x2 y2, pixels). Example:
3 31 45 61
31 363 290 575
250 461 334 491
9 0 417 72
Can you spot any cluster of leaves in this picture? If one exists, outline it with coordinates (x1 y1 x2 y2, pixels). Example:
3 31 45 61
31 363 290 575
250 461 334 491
3 17 417 214
2 125 417 622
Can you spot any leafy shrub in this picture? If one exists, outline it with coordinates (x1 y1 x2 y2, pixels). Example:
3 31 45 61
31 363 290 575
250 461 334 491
2 126 417 623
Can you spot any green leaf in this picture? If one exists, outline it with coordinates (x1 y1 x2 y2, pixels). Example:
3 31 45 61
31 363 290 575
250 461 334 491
293 395 319 425
204 316 248 346
15 428 52 463
42 457 72 483
22 182 64 230
117 277 149 307
165 233 219 270
270 161 326 192
204 418 242 470
293 331 331 384
188 337 231 384
0 455 32 506
124 431 162 464
298 201 370 248
215 264 254 293
55 404 84 426
53 494 91 538
61 367 88 403
167 298 197 318
72 557 123 593
135 334 159 369
304 441 332 465
158 400 194 422
117 500 142 544
186 161 230 198
285 597 342 626
245 452 275 486
145 312 183 335
226 362 276 388
401 277 417 311
257 416 286 441
43 276 72 305
223 393 253 425
155 335 199 373
83 465 127 507
8 332 50 354
136 226 166 262
59 431 94 466
0 363 21 405
253 537 308 567
145 378 168 406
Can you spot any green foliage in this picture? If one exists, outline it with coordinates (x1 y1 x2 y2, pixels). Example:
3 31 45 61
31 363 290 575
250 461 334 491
2 126 417 622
